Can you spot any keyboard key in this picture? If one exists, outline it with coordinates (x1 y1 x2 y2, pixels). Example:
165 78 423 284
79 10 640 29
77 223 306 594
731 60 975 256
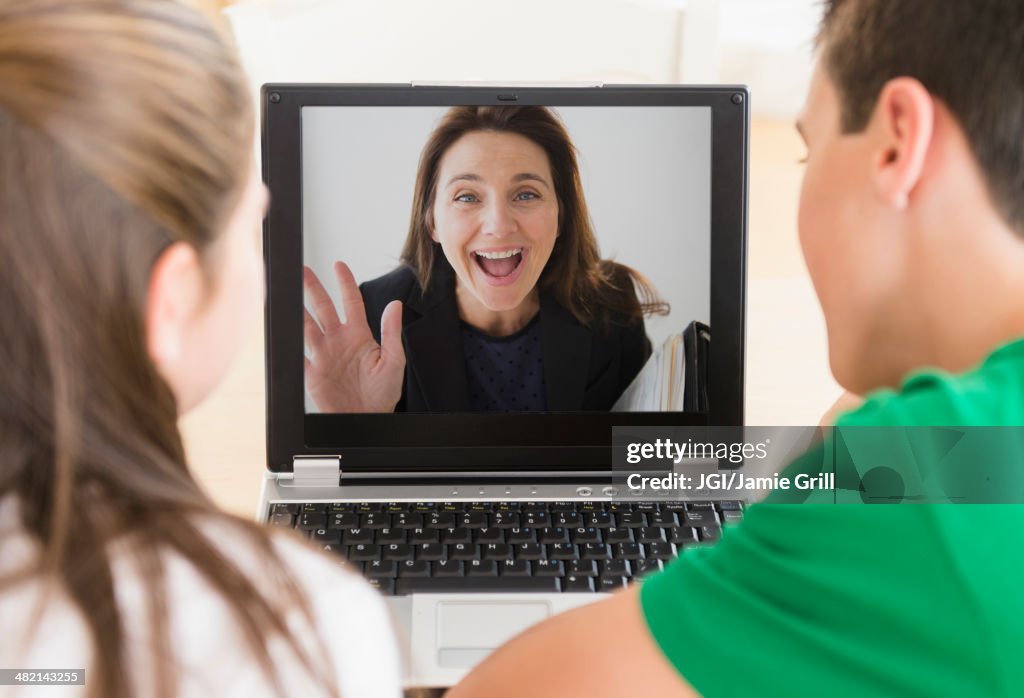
722 511 744 524
646 542 677 560
549 502 576 512
398 560 432 578
298 513 325 529
598 576 628 592
605 528 634 544
396 576 560 594
637 527 666 544
355 503 382 514
460 512 488 528
441 528 473 544
683 511 719 527
269 512 294 527
515 543 544 560
449 543 479 561
534 560 564 576
522 511 550 527
554 512 582 527
427 513 457 529
491 513 521 528
563 575 596 592
548 543 579 561
394 513 424 528
634 502 658 512
571 527 602 544
717 500 743 511
360 513 392 529
474 528 505 544
416 543 446 561
328 513 359 529
568 560 599 577
700 526 722 542
343 528 374 545
662 502 687 511
367 578 395 595
508 527 536 543
466 560 499 576
581 543 611 560
649 511 678 527
671 528 699 546
433 560 464 576
500 560 532 577
616 512 646 528
635 559 663 576
382 544 415 561
302 504 327 514
376 528 407 544
585 512 613 528
600 560 632 577
384 503 408 513
365 560 397 578
311 528 341 545
410 528 440 543
348 544 380 562
481 543 513 560
539 527 570 544
271 503 300 515
613 543 643 560
686 501 716 511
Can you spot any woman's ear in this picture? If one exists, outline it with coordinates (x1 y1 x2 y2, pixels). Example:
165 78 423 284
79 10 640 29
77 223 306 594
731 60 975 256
145 241 204 382
869 77 935 210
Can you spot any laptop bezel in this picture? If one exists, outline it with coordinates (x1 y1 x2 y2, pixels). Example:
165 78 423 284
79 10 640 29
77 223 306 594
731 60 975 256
262 84 748 474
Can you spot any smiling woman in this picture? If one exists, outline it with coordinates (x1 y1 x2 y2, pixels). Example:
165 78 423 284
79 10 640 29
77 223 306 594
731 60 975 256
303 105 669 413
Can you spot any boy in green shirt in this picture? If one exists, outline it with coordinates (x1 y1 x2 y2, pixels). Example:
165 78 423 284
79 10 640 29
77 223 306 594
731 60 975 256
449 0 1024 696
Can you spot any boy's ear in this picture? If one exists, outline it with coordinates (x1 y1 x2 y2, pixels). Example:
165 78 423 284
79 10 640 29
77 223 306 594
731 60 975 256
869 77 935 210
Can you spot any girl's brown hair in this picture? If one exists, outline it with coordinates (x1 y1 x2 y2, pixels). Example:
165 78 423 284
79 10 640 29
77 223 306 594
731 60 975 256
400 105 669 330
0 1 334 696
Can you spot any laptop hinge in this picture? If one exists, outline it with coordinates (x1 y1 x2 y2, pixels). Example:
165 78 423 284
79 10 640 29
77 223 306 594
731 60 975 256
291 456 341 487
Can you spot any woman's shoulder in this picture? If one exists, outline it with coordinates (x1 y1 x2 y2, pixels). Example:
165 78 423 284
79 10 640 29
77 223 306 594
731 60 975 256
359 264 420 303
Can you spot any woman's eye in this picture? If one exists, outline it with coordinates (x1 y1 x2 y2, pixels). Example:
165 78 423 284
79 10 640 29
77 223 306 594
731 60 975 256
455 193 479 203
514 191 539 201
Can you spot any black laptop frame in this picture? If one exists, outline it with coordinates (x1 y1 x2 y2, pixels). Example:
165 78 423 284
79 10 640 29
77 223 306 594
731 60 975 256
262 84 748 474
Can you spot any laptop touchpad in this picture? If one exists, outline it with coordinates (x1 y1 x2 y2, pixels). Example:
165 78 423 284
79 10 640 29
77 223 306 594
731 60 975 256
436 601 551 668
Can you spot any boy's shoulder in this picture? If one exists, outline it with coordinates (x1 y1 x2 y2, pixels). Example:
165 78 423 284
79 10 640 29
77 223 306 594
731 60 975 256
837 338 1024 428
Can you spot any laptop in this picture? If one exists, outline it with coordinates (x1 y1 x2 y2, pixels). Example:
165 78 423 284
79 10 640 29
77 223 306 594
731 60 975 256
259 83 749 689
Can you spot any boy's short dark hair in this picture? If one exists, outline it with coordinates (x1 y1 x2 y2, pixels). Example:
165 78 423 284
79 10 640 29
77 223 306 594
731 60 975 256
819 0 1024 231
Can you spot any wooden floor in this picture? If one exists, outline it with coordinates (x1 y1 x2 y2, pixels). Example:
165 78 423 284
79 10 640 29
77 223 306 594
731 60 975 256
182 117 841 517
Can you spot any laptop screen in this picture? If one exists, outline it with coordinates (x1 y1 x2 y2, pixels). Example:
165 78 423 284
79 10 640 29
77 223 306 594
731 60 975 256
262 85 746 471
301 105 710 415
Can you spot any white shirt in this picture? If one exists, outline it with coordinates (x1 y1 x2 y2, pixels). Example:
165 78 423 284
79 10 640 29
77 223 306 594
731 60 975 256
0 499 403 697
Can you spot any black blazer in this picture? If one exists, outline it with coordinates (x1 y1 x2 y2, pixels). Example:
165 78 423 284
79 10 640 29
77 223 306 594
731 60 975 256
360 261 651 412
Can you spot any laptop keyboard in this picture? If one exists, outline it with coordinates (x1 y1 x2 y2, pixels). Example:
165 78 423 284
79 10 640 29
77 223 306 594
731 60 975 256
268 500 743 594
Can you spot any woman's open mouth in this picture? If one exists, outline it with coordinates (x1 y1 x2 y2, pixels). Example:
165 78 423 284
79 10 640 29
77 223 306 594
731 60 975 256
473 247 526 286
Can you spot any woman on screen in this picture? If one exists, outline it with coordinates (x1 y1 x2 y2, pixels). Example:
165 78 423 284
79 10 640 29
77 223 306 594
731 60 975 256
304 105 668 413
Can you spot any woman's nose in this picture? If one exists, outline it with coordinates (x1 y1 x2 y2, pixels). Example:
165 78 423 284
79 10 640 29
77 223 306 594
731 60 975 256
480 200 517 237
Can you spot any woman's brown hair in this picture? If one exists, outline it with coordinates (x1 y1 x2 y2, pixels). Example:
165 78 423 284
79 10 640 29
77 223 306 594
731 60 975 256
400 105 669 330
0 1 335 696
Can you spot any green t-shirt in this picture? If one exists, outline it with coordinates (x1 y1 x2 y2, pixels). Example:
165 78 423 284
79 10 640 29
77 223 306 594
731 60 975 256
641 338 1024 697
